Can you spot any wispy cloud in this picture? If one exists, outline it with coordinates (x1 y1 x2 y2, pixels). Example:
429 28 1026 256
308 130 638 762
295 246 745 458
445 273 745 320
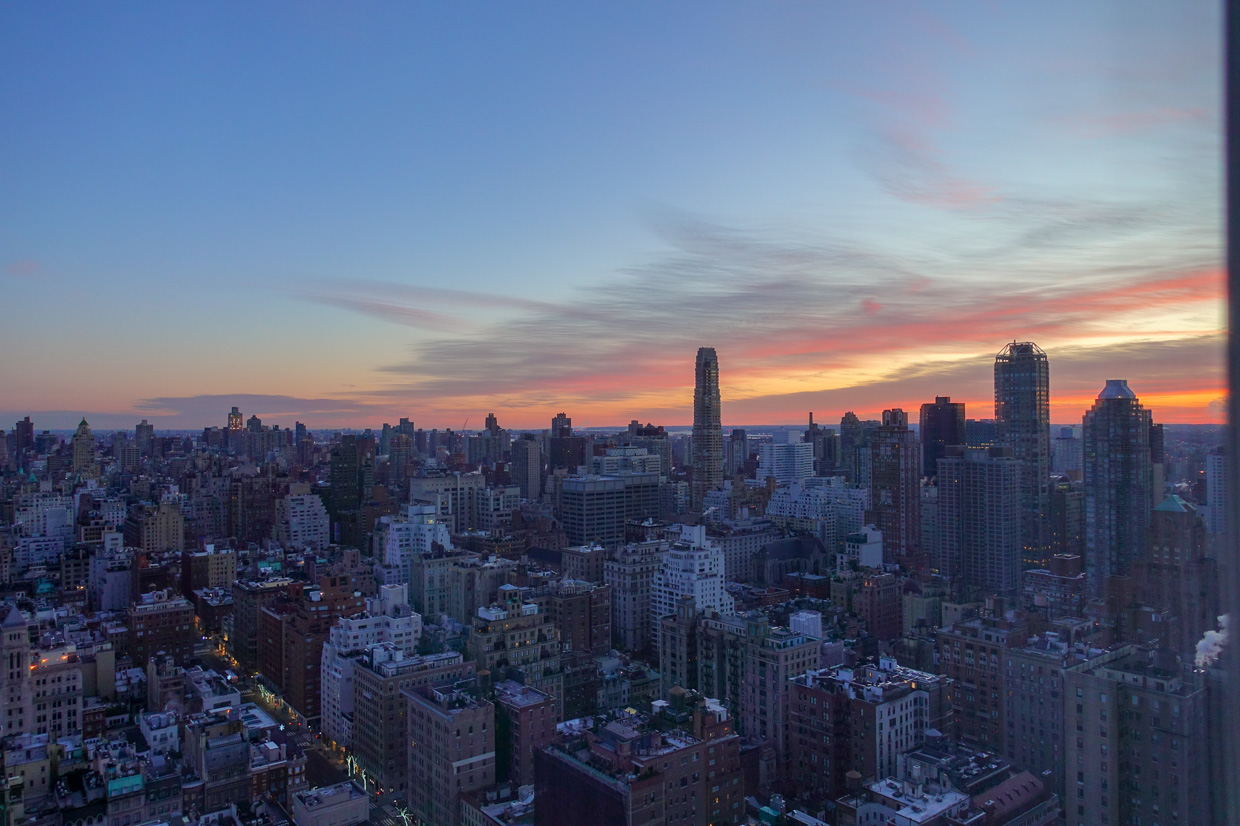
289 210 1222 425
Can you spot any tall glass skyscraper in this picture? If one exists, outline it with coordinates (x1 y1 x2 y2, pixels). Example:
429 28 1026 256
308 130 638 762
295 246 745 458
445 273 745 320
691 347 723 512
1082 379 1153 597
994 341 1050 567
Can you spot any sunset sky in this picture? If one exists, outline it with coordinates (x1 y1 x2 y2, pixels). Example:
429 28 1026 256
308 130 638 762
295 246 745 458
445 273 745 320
0 1 1224 431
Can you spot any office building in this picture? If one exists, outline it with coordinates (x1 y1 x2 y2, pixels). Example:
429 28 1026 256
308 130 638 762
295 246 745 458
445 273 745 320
757 441 813 486
691 347 723 511
71 418 97 477
920 396 966 479
1082 379 1153 597
994 341 1051 567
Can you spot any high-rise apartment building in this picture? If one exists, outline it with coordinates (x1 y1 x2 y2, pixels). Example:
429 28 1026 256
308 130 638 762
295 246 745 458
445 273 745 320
372 503 452 590
319 585 423 750
937 614 1028 751
127 589 195 666
1082 379 1153 597
651 526 734 656
275 491 330 551
604 538 668 652
351 647 474 796
994 341 1051 567
936 447 1022 597
13 416 34 454
1128 496 1219 663
789 658 951 801
920 396 966 479
691 347 723 511
1051 426 1083 475
868 409 921 566
405 680 495 826
469 585 563 711
511 435 542 500
1064 646 1210 826
1204 448 1226 534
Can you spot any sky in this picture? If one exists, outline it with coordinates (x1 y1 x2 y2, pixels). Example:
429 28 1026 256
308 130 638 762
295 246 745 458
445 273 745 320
0 1 1224 431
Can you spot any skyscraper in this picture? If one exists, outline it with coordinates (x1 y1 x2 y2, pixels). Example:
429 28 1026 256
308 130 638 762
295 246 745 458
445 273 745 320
135 419 155 456
1082 379 1153 597
691 347 723 511
919 396 965 479
71 418 97 478
994 341 1050 567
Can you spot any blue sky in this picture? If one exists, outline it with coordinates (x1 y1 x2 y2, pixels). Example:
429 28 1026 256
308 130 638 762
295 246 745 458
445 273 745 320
0 1 1223 430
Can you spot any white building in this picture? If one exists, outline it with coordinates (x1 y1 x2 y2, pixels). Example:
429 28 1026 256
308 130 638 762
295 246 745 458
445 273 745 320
276 492 330 552
650 525 734 657
757 442 814 486
766 478 868 553
371 504 451 588
320 584 422 749
841 525 884 571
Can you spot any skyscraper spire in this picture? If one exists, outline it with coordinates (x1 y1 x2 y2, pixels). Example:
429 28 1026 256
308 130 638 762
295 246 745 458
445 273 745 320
691 347 723 512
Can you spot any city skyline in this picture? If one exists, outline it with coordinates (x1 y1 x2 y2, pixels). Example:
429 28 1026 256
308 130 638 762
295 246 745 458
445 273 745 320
1 2 1223 429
